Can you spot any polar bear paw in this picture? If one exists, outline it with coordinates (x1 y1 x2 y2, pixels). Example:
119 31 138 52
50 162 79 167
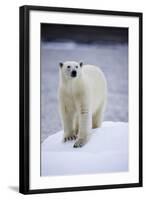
63 135 77 142
73 138 86 148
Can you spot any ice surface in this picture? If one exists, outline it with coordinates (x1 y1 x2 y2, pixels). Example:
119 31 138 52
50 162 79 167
41 121 128 176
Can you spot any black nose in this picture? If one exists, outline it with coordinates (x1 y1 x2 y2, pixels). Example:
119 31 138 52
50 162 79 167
71 70 77 77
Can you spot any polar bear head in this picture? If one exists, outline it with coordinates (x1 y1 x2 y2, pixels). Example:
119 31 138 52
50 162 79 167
59 61 83 79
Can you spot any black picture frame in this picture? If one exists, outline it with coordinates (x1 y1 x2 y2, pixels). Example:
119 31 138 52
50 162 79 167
19 5 143 194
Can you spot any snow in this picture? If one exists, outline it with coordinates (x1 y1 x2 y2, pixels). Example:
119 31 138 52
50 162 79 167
41 121 128 176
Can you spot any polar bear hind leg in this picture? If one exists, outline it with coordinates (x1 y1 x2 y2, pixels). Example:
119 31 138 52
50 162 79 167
92 103 105 128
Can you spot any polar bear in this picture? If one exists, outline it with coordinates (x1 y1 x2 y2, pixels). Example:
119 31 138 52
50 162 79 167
58 61 107 148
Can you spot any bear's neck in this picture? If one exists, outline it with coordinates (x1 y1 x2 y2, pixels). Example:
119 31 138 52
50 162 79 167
60 75 83 95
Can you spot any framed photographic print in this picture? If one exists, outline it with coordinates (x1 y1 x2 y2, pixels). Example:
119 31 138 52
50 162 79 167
19 5 143 194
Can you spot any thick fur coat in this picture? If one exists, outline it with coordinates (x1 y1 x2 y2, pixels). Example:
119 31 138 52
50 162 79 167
58 61 107 147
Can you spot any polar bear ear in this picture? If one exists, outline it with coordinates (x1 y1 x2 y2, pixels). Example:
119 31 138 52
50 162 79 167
80 62 83 67
59 62 63 68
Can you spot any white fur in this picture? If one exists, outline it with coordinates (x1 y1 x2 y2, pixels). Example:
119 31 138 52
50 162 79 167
58 61 107 147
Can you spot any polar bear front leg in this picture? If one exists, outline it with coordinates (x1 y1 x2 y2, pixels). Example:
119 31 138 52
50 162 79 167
62 113 77 142
59 102 76 142
73 105 91 148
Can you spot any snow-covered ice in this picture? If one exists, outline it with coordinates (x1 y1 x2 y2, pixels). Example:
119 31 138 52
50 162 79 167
41 121 128 176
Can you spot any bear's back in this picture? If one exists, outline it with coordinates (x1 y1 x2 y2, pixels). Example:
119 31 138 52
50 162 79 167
82 65 106 88
82 65 107 108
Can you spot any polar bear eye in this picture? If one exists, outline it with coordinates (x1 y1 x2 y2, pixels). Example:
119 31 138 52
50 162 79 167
75 66 78 68
67 66 71 69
